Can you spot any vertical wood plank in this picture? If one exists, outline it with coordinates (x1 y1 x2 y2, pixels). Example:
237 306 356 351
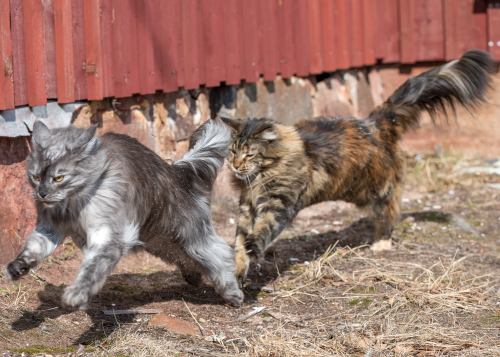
127 0 140 94
160 0 181 92
335 0 350 69
321 0 337 72
181 0 199 89
362 0 376 65
307 0 323 74
99 0 114 98
413 0 444 61
278 0 296 78
223 0 241 85
487 0 500 59
151 0 163 90
113 0 132 97
42 0 57 99
72 0 87 100
201 0 226 87
380 0 400 63
83 0 103 100
136 0 156 94
54 0 74 103
260 0 280 80
0 0 14 110
457 0 487 54
399 0 415 63
23 0 47 106
350 0 364 67
10 0 29 106
443 0 458 60
294 0 310 76
241 0 260 82
374 0 386 59
196 0 205 85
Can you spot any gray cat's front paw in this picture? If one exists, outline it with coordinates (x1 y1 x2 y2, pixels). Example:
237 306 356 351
61 285 91 310
5 259 31 281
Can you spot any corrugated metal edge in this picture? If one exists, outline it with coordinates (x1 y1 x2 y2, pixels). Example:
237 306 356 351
0 100 86 137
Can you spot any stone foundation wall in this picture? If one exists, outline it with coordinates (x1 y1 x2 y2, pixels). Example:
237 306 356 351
2 64 500 263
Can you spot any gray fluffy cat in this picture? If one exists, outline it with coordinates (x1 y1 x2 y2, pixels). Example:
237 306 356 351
5 119 244 309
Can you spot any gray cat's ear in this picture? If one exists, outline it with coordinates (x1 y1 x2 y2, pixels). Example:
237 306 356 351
32 121 51 147
74 125 99 158
220 117 244 132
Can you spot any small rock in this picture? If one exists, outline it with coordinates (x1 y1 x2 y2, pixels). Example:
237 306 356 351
198 318 207 324
41 325 51 332
402 198 410 203
403 216 415 223
229 218 235 224
304 261 310 265
432 205 442 209
333 221 343 225
310 229 320 234
289 257 299 262
149 314 202 336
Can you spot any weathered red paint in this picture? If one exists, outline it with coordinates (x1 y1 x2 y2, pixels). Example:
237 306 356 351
398 0 414 63
0 0 15 110
487 1 500 59
160 0 181 92
410 0 445 62
181 0 199 90
42 0 57 99
83 0 103 101
99 0 114 98
307 0 323 74
260 0 280 81
457 0 487 54
335 0 350 69
378 0 400 63
127 0 140 94
223 0 242 85
72 0 87 101
320 0 337 72
11 0 29 107
54 0 75 103
278 0 296 78
151 0 163 90
294 0 310 76
201 0 225 88
362 0 376 66
136 0 156 95
443 0 458 60
350 0 364 67
241 0 261 82
23 0 47 106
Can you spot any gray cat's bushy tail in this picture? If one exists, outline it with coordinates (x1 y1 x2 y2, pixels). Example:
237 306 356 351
175 118 231 187
371 49 499 141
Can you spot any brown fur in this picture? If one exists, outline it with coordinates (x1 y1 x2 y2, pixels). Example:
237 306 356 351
221 50 499 279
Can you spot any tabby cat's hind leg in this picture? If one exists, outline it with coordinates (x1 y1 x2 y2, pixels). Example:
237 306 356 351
369 183 402 252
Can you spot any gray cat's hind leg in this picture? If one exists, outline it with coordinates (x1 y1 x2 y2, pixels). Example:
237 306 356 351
185 229 244 307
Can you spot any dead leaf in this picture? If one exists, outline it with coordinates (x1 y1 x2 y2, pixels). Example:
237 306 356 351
394 345 414 353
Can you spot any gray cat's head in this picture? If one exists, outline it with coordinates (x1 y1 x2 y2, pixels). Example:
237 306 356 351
27 121 99 207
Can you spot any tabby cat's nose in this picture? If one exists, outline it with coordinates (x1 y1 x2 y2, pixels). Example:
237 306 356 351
233 165 240 170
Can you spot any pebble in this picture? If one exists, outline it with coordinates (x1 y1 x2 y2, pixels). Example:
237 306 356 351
432 205 442 209
229 218 235 224
199 318 207 324
310 229 320 234
402 198 410 203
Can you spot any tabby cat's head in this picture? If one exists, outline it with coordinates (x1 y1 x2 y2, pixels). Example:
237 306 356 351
221 117 281 180
27 121 99 207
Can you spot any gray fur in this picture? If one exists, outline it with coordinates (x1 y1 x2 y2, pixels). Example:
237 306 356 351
5 119 243 309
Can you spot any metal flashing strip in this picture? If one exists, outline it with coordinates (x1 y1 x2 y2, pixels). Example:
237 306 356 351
0 100 87 137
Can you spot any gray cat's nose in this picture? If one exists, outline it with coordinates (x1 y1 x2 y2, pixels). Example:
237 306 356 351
39 191 48 198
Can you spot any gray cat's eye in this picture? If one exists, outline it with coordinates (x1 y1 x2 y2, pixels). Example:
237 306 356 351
33 175 40 181
53 176 64 182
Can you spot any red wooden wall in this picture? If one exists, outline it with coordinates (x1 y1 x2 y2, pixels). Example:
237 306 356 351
0 0 495 111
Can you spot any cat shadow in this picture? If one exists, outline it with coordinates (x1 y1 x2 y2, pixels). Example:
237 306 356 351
9 270 236 346
245 217 377 284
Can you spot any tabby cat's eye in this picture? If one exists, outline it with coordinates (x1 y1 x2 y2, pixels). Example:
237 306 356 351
54 176 64 182
33 175 40 181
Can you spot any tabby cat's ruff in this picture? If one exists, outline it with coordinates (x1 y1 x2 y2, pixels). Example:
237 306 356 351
222 50 499 279
5 119 244 309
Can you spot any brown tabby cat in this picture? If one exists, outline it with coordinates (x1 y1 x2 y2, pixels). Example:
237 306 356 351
221 50 498 279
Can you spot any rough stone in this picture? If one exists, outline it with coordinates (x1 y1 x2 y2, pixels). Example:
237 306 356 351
148 314 202 336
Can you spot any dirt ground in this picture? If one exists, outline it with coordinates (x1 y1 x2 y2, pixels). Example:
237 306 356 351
2 153 500 356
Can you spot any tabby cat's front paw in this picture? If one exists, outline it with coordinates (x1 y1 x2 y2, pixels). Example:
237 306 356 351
62 285 91 310
235 249 250 281
5 259 32 281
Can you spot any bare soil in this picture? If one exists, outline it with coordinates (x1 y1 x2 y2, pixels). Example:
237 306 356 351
2 154 500 356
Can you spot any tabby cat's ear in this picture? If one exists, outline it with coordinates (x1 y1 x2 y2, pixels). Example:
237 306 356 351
253 124 278 141
220 117 245 132
32 120 51 148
